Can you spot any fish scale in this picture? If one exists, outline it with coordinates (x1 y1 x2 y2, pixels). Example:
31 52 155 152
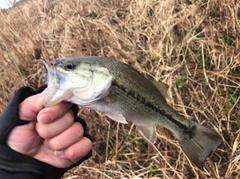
43 56 222 169
96 58 190 130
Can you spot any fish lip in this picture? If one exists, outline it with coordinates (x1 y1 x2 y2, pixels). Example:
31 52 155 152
42 60 61 107
42 60 49 82
43 59 48 71
42 60 58 82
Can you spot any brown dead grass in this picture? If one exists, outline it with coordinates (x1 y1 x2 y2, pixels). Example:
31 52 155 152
0 0 239 178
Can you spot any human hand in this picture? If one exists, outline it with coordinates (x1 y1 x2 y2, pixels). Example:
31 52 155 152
6 90 92 168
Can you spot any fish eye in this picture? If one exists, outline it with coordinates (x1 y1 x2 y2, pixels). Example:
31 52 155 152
63 62 76 71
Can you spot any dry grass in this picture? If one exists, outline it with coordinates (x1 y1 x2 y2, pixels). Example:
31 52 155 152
0 0 239 178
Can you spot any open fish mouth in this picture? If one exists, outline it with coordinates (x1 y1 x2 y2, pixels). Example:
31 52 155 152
42 59 48 82
42 60 63 107
42 59 55 86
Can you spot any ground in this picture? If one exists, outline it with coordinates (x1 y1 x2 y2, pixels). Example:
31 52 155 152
0 0 239 178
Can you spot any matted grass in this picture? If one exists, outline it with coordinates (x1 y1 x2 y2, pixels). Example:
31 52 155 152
0 0 239 178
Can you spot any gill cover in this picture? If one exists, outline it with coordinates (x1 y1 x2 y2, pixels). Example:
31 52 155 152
43 58 113 107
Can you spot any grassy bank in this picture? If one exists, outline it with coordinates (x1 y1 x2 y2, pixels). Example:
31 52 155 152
0 0 239 178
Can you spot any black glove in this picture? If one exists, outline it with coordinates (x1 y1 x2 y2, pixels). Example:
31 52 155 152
0 86 92 179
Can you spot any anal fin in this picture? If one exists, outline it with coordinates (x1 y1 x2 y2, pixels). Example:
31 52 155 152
136 124 157 143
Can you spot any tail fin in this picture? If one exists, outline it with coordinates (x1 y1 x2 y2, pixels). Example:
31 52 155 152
178 121 222 169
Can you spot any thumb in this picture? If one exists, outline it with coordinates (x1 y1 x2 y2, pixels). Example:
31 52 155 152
19 89 46 121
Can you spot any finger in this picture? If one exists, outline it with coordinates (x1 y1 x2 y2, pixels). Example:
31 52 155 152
45 122 84 151
19 90 46 121
36 109 74 139
7 122 41 155
37 102 72 124
55 137 92 161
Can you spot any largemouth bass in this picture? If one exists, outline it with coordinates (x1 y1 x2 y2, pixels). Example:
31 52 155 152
43 56 222 169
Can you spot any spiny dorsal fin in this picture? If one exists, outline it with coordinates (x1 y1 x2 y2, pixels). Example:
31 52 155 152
151 80 169 97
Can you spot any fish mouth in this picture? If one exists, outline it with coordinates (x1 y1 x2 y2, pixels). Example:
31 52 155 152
42 60 63 107
42 59 48 82
42 59 53 84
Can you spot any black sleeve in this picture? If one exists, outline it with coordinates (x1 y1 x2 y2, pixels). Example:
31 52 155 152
0 86 92 179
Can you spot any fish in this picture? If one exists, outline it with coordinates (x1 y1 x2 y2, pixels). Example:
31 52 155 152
42 56 222 169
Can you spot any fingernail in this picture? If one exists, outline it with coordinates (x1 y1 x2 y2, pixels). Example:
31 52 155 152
55 150 64 157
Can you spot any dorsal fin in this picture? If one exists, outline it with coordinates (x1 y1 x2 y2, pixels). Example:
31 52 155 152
151 80 169 97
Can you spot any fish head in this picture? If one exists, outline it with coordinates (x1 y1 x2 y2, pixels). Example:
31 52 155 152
43 57 113 107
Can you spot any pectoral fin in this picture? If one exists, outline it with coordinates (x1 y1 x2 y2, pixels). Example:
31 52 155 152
104 112 128 124
136 124 157 143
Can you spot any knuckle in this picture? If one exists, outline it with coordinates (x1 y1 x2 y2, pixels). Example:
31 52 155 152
36 123 51 138
84 137 93 152
67 147 79 159
63 110 74 125
49 138 64 150
65 137 92 159
66 108 74 118
72 122 84 138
